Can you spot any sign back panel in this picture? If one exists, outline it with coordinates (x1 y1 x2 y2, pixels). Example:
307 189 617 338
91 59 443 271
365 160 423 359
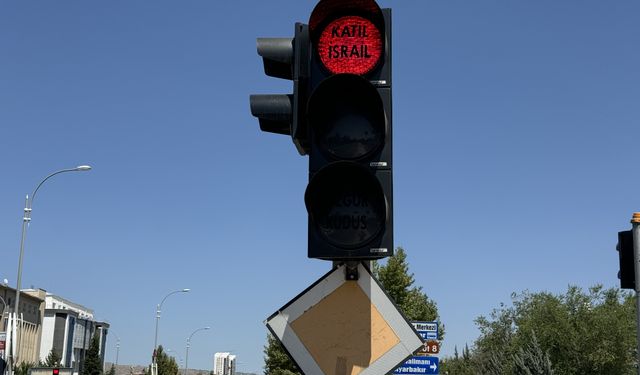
266 263 423 375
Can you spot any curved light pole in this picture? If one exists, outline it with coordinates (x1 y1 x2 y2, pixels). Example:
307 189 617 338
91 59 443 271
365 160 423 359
111 331 120 368
184 327 210 375
10 165 91 374
152 289 190 375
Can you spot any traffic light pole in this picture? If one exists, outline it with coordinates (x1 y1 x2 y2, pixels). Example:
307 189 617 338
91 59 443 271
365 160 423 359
632 212 640 375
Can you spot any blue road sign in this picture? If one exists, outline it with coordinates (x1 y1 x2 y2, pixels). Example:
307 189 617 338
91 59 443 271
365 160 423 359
412 321 438 340
393 356 439 375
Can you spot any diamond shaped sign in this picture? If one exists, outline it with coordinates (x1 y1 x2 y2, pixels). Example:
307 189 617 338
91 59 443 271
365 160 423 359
266 263 423 375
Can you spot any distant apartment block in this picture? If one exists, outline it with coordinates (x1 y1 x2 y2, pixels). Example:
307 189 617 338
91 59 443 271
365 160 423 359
213 352 236 375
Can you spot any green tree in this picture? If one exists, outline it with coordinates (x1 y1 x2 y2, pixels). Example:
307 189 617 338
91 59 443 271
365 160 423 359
262 247 441 374
263 334 301 375
106 364 117 375
374 247 443 337
471 285 635 375
41 348 62 367
155 346 179 375
82 333 103 375
440 345 475 375
14 362 37 375
513 332 554 375
474 303 514 375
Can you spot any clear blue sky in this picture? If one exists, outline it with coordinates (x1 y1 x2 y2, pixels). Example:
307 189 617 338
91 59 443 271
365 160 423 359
1 0 639 373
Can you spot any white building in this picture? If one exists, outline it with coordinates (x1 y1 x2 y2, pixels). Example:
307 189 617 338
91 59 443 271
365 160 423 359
213 352 236 375
43 293 94 320
27 291 109 375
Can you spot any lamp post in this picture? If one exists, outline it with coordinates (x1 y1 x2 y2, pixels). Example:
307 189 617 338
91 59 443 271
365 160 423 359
9 165 91 375
184 327 210 375
152 289 190 375
111 331 120 368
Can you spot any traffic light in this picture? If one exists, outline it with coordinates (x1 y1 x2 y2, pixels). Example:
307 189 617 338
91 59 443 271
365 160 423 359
305 0 393 260
250 0 393 261
250 24 310 155
617 230 635 290
53 369 60 375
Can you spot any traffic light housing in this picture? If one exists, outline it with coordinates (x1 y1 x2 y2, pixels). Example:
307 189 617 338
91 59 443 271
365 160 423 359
305 0 393 260
250 0 393 261
617 230 635 290
250 24 310 155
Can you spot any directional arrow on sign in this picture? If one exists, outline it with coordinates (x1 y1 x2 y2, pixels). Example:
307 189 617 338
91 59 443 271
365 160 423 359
393 356 439 375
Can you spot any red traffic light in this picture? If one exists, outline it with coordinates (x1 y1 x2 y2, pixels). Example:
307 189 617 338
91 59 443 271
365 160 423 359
316 15 382 75
309 0 385 76
53 369 60 375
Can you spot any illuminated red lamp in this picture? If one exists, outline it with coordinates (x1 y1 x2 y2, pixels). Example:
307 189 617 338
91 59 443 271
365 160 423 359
309 0 385 76
53 369 60 375
316 15 383 75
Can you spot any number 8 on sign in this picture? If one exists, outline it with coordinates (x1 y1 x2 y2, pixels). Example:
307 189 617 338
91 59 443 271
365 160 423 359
424 340 439 354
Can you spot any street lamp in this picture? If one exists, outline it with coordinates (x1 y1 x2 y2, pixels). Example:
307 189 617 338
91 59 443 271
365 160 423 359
9 165 91 374
152 289 190 375
184 327 210 375
111 331 120 368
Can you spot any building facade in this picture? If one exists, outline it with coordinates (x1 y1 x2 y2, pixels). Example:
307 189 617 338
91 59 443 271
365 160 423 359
0 287 108 375
34 293 109 375
213 353 236 375
0 284 45 369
